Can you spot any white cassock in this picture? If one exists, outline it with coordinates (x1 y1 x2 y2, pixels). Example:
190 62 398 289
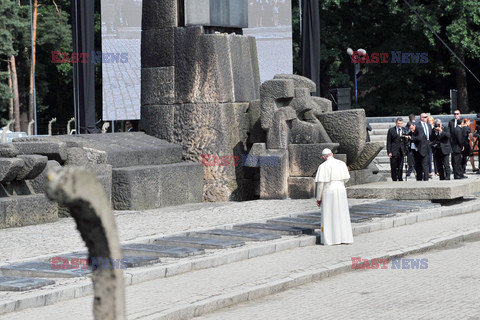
315 156 354 245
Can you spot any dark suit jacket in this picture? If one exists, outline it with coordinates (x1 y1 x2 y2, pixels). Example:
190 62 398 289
448 118 459 133
410 124 428 157
430 126 452 155
451 126 464 153
386 126 406 156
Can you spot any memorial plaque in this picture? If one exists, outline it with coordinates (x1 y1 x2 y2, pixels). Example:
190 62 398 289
233 223 307 235
266 217 321 230
153 236 245 249
122 243 205 258
0 262 91 278
192 229 281 241
0 276 55 292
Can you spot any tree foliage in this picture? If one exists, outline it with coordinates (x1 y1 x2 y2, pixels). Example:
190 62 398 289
293 0 480 116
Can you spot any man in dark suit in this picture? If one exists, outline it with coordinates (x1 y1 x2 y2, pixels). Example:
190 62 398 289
407 122 429 181
430 119 452 180
386 118 406 181
451 119 467 179
404 114 416 177
448 110 461 133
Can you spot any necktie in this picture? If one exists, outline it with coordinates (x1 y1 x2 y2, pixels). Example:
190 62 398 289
424 123 429 140
397 128 401 136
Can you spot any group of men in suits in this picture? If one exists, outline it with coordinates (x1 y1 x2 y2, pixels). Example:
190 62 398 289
386 110 471 181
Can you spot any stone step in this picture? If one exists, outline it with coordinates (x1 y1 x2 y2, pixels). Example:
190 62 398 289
266 217 321 230
369 135 387 142
371 128 389 135
122 244 205 258
232 223 308 235
112 162 204 211
153 236 245 249
370 122 396 129
191 229 281 242
377 156 390 164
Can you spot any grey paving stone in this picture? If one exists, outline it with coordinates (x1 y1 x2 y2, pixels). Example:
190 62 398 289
192 229 281 242
0 276 55 292
232 223 307 235
122 244 205 258
153 236 245 249
266 217 321 230
0 262 91 278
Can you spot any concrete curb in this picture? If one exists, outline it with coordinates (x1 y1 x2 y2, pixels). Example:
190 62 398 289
146 228 480 320
1 198 479 316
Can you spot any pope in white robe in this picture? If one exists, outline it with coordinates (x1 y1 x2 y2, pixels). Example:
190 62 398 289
315 148 354 245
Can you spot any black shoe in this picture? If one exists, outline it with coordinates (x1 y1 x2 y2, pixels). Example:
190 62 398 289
461 176 468 179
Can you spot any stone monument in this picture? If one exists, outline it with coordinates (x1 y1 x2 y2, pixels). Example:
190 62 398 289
140 0 384 202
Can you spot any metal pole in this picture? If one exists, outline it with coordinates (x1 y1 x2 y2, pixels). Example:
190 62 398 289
354 64 358 107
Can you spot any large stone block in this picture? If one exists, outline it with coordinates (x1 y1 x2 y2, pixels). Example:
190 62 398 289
142 0 178 30
142 102 253 201
141 28 175 68
288 177 315 199
141 66 175 105
266 107 296 149
290 119 332 144
229 35 260 102
316 109 366 165
246 100 266 144
0 144 18 158
51 133 183 168
347 179 480 200
174 28 234 103
260 149 289 199
0 158 25 183
274 74 316 93
112 163 203 210
349 141 384 170
64 147 89 167
288 143 340 177
249 36 261 100
0 195 58 229
12 139 68 163
312 96 332 114
260 79 295 130
15 155 48 180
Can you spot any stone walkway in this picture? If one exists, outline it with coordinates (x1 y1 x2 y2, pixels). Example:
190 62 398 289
1 196 479 319
198 240 480 320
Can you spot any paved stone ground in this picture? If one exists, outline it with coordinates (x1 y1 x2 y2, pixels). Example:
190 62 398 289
2 205 479 319
0 199 346 264
198 240 480 320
